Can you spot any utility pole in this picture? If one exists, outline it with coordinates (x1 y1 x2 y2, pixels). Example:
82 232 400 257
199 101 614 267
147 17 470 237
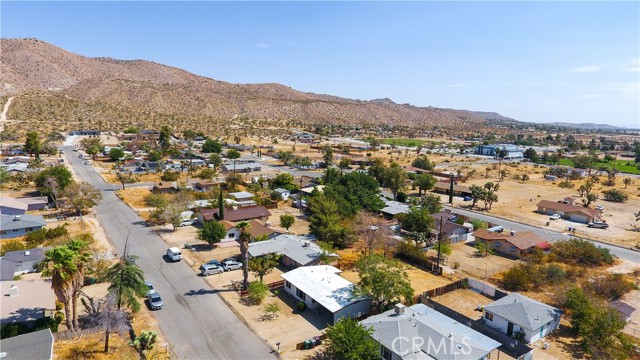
448 173 454 205
299 178 303 213
435 216 443 275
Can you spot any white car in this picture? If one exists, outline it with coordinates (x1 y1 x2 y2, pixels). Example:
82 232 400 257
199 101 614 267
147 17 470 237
595 205 604 211
144 281 155 295
549 214 562 220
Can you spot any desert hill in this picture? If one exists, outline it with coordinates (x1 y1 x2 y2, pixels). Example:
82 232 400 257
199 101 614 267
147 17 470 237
1 38 492 134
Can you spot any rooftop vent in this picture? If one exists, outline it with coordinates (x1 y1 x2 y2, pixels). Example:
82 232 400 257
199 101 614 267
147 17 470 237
394 303 406 316
13 215 21 222
24 251 30 256
510 230 516 236
448 333 453 338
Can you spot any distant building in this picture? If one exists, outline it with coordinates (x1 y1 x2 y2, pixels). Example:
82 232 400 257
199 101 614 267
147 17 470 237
473 228 549 258
1 248 45 281
536 200 600 224
249 234 335 268
476 144 523 159
0 215 46 239
0 197 29 216
432 182 472 197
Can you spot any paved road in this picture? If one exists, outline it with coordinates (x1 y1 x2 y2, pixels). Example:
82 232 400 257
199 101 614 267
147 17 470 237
445 205 640 263
64 147 276 360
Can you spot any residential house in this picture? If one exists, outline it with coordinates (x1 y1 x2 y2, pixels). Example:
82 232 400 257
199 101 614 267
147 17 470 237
476 144 524 159
483 293 562 344
362 303 501 360
143 161 165 173
380 200 410 219
0 215 46 239
0 328 54 360
120 160 144 173
0 197 28 215
432 182 472 197
222 219 283 243
197 206 272 223
300 185 325 196
192 179 219 192
16 196 49 211
473 229 549 258
437 221 472 243
248 234 336 268
1 248 45 281
152 182 178 194
1 280 56 325
228 191 255 202
222 162 262 173
536 200 600 224
281 265 371 325
273 188 290 201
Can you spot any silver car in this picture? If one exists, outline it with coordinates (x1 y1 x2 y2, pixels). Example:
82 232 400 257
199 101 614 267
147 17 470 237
200 263 224 276
144 281 155 295
221 260 242 272
147 292 164 310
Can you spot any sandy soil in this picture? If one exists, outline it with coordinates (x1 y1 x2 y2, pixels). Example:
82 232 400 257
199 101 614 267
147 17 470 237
446 242 521 279
265 205 310 235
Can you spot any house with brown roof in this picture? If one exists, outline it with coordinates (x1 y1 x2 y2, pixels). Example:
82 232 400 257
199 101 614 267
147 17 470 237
197 206 272 224
152 182 178 194
474 228 549 258
192 179 220 192
536 200 600 224
432 181 472 197
220 219 284 243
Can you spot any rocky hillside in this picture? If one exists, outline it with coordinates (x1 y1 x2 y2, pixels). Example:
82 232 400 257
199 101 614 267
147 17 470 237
1 38 489 131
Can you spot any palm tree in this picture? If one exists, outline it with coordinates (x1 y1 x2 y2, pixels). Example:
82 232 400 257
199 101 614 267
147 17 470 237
67 238 91 330
41 246 79 331
236 221 252 290
106 253 147 313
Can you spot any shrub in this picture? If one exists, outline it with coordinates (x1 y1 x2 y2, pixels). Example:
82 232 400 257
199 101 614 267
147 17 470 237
602 189 628 203
296 301 306 312
0 240 26 256
552 238 615 266
585 273 638 300
160 170 180 182
502 264 533 291
247 281 269 305
1 323 27 339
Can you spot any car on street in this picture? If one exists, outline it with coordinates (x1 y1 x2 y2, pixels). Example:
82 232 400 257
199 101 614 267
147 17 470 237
221 260 242 272
588 221 609 229
549 214 562 220
200 263 224 276
144 281 155 295
595 205 604 211
147 292 164 310
166 247 182 262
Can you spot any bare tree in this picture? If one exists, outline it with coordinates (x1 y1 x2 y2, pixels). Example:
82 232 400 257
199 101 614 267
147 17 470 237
355 212 396 257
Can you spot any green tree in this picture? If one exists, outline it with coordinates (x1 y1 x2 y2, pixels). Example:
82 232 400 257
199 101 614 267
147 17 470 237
277 151 294 166
158 125 172 150
419 193 442 214
237 222 252 290
339 158 352 172
414 173 437 196
130 330 158 356
108 148 125 161
208 153 223 170
202 139 223 153
324 318 380 360
115 172 139 190
0 240 27 256
602 189 628 203
40 245 79 331
469 184 485 208
399 207 434 234
474 242 494 257
578 182 598 207
279 214 295 231
35 165 73 206
63 181 102 222
160 170 180 182
308 194 355 248
196 220 226 248
482 182 500 210
622 178 632 189
354 254 414 313
248 253 282 282
147 150 162 162
321 145 334 167
471 219 488 230
24 131 42 159
412 155 434 170
106 253 147 313
383 163 407 200
271 173 296 190
227 149 241 172
247 280 268 304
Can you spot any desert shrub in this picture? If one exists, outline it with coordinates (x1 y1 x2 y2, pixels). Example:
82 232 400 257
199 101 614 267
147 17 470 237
0 240 26 256
196 168 216 180
1 323 27 339
26 225 69 247
585 273 638 300
552 238 615 266
144 193 169 208
160 170 180 182
502 264 534 291
337 252 361 270
602 189 628 203
247 281 269 305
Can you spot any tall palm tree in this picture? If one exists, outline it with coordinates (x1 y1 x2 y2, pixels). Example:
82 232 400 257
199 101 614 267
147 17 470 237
67 238 91 330
236 221 252 290
41 246 79 331
106 253 148 313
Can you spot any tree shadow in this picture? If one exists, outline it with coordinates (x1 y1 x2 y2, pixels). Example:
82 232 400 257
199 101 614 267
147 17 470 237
546 323 585 359
183 288 219 296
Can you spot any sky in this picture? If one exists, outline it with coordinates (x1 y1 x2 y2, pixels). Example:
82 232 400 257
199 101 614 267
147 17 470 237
2 1 639 128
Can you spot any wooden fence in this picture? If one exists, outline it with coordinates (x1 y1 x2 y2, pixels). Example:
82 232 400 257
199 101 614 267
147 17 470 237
395 253 442 275
420 278 468 299
53 326 102 341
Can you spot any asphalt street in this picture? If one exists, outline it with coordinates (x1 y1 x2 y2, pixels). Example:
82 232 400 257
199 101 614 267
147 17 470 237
445 205 640 263
64 147 277 360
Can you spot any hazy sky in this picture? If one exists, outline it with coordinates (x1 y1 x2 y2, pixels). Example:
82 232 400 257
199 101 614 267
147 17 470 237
2 1 639 128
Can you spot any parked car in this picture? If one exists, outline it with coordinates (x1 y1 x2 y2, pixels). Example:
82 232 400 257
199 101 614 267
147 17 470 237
200 264 224 276
144 281 155 295
206 259 222 267
84 160 92 165
147 292 164 310
463 196 473 201
588 221 609 229
166 247 182 262
595 205 604 211
222 257 237 263
549 214 562 220
221 260 242 272
179 219 194 227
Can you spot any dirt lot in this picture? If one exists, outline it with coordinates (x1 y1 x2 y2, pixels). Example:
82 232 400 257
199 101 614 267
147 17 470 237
446 242 521 279
458 165 640 248
433 289 494 320
265 205 310 235
116 187 154 210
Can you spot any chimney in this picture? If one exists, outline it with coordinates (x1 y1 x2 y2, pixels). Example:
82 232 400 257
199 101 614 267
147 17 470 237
304 241 310 248
448 333 453 339
510 230 516 236
394 303 405 316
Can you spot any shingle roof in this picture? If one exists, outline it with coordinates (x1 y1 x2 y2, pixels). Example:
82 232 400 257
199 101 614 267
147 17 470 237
380 201 410 216
0 328 54 360
280 265 366 313
473 229 547 251
361 303 501 360
484 293 561 331
200 206 272 222
433 182 471 193
3 248 45 263
536 200 599 218
0 214 46 231
0 197 29 211
228 191 254 200
249 234 335 266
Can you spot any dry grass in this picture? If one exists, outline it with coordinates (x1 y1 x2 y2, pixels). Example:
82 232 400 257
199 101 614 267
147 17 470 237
116 188 154 210
54 332 138 360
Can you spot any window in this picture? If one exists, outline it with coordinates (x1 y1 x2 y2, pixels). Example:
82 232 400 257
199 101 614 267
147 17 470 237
228 233 235 239
493 242 501 248
510 246 517 252
296 288 306 300
381 346 393 360
285 281 291 289
485 312 493 321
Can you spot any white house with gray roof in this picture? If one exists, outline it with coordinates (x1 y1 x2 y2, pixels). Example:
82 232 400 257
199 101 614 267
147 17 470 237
483 293 562 344
1 248 45 281
0 214 46 239
248 234 337 268
362 303 501 360
0 328 54 360
281 265 371 325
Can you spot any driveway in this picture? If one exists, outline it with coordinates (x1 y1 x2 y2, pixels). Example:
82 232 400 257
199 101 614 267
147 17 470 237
62 146 276 359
